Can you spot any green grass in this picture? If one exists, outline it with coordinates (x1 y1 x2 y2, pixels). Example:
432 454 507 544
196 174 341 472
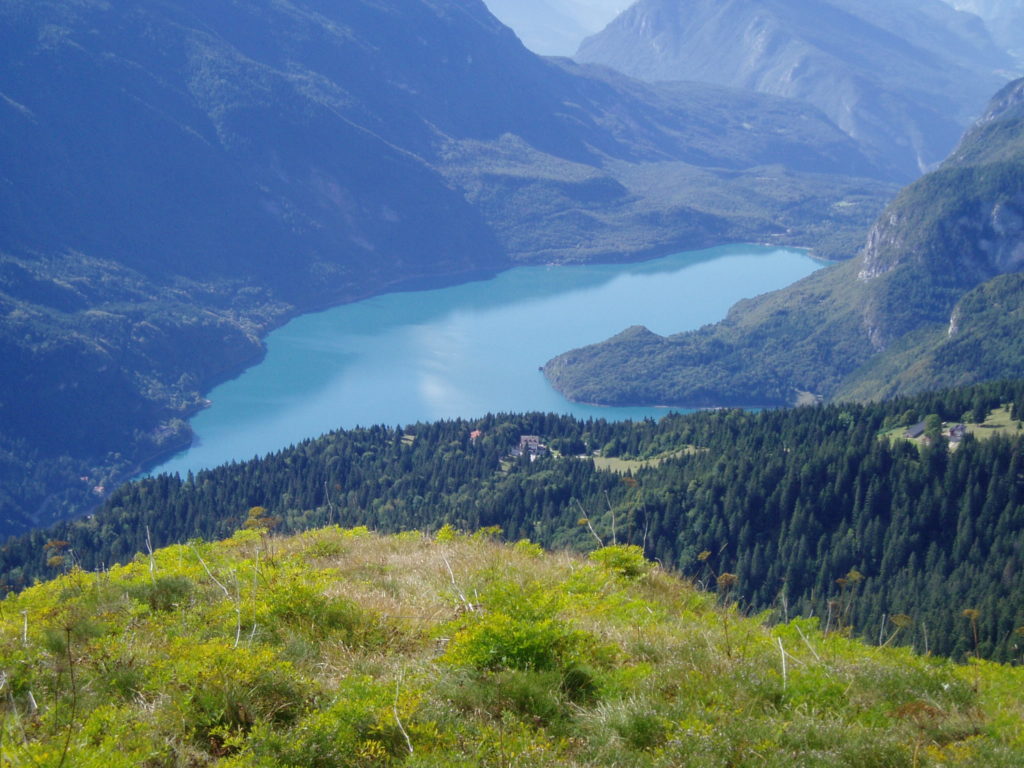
879 425 910 442
4 526 1024 766
881 406 1023 451
880 405 1024 448
966 406 1024 440
592 448 701 473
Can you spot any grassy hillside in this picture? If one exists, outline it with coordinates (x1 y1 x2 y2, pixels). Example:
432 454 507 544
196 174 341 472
4 526 1024 766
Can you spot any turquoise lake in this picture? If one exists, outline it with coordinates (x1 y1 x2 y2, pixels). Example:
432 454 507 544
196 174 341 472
152 245 824 476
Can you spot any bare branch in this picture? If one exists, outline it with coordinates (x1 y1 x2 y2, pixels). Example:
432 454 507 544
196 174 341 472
191 545 231 599
145 525 156 584
324 480 336 525
575 499 604 547
604 491 617 546
394 673 414 755
778 637 787 691
441 554 475 612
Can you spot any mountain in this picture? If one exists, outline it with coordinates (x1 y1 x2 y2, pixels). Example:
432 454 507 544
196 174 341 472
544 78 1024 408
0 0 899 535
483 0 627 55
7 526 1024 764
576 0 1016 179
943 0 1024 60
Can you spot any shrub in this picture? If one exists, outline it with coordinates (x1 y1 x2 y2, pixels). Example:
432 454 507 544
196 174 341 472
268 583 384 646
257 675 417 767
443 612 584 672
513 539 544 558
613 709 669 751
128 573 194 611
588 545 651 579
171 644 309 747
441 668 568 726
560 664 600 704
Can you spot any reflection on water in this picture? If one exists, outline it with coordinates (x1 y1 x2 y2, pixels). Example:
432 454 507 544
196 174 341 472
151 245 823 476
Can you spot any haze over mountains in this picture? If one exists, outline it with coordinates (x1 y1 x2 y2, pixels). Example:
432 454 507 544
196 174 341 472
0 0 898 534
945 0 1024 60
576 0 1016 178
545 78 1024 408
483 0 626 55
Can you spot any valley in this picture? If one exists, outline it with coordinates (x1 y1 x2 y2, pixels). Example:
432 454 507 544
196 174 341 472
0 0 896 535
482 0 625 54
5 0 1024 761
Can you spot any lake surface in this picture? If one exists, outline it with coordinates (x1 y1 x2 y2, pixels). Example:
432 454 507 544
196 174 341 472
152 245 823 476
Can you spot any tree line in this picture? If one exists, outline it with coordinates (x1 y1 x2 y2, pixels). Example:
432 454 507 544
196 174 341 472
3 380 1024 660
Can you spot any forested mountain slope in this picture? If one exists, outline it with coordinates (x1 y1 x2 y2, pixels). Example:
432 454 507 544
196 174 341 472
544 77 1024 408
577 0 1015 178
7 528 1024 765
0 0 896 536
6 378 1024 661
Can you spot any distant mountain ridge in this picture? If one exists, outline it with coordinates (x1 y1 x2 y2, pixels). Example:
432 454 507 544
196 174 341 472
576 0 1015 179
544 77 1024 407
0 0 896 534
943 0 1024 60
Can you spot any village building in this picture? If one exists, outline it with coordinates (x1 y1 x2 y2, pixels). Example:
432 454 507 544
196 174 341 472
510 435 549 460
904 421 927 439
519 435 546 454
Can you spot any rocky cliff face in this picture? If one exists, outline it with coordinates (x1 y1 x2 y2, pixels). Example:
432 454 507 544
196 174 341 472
974 76 1024 124
857 193 1024 285
985 198 1024 273
858 78 1024 288
822 74 1024 359
857 214 910 281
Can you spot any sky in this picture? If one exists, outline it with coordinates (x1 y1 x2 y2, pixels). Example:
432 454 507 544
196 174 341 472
483 0 629 55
